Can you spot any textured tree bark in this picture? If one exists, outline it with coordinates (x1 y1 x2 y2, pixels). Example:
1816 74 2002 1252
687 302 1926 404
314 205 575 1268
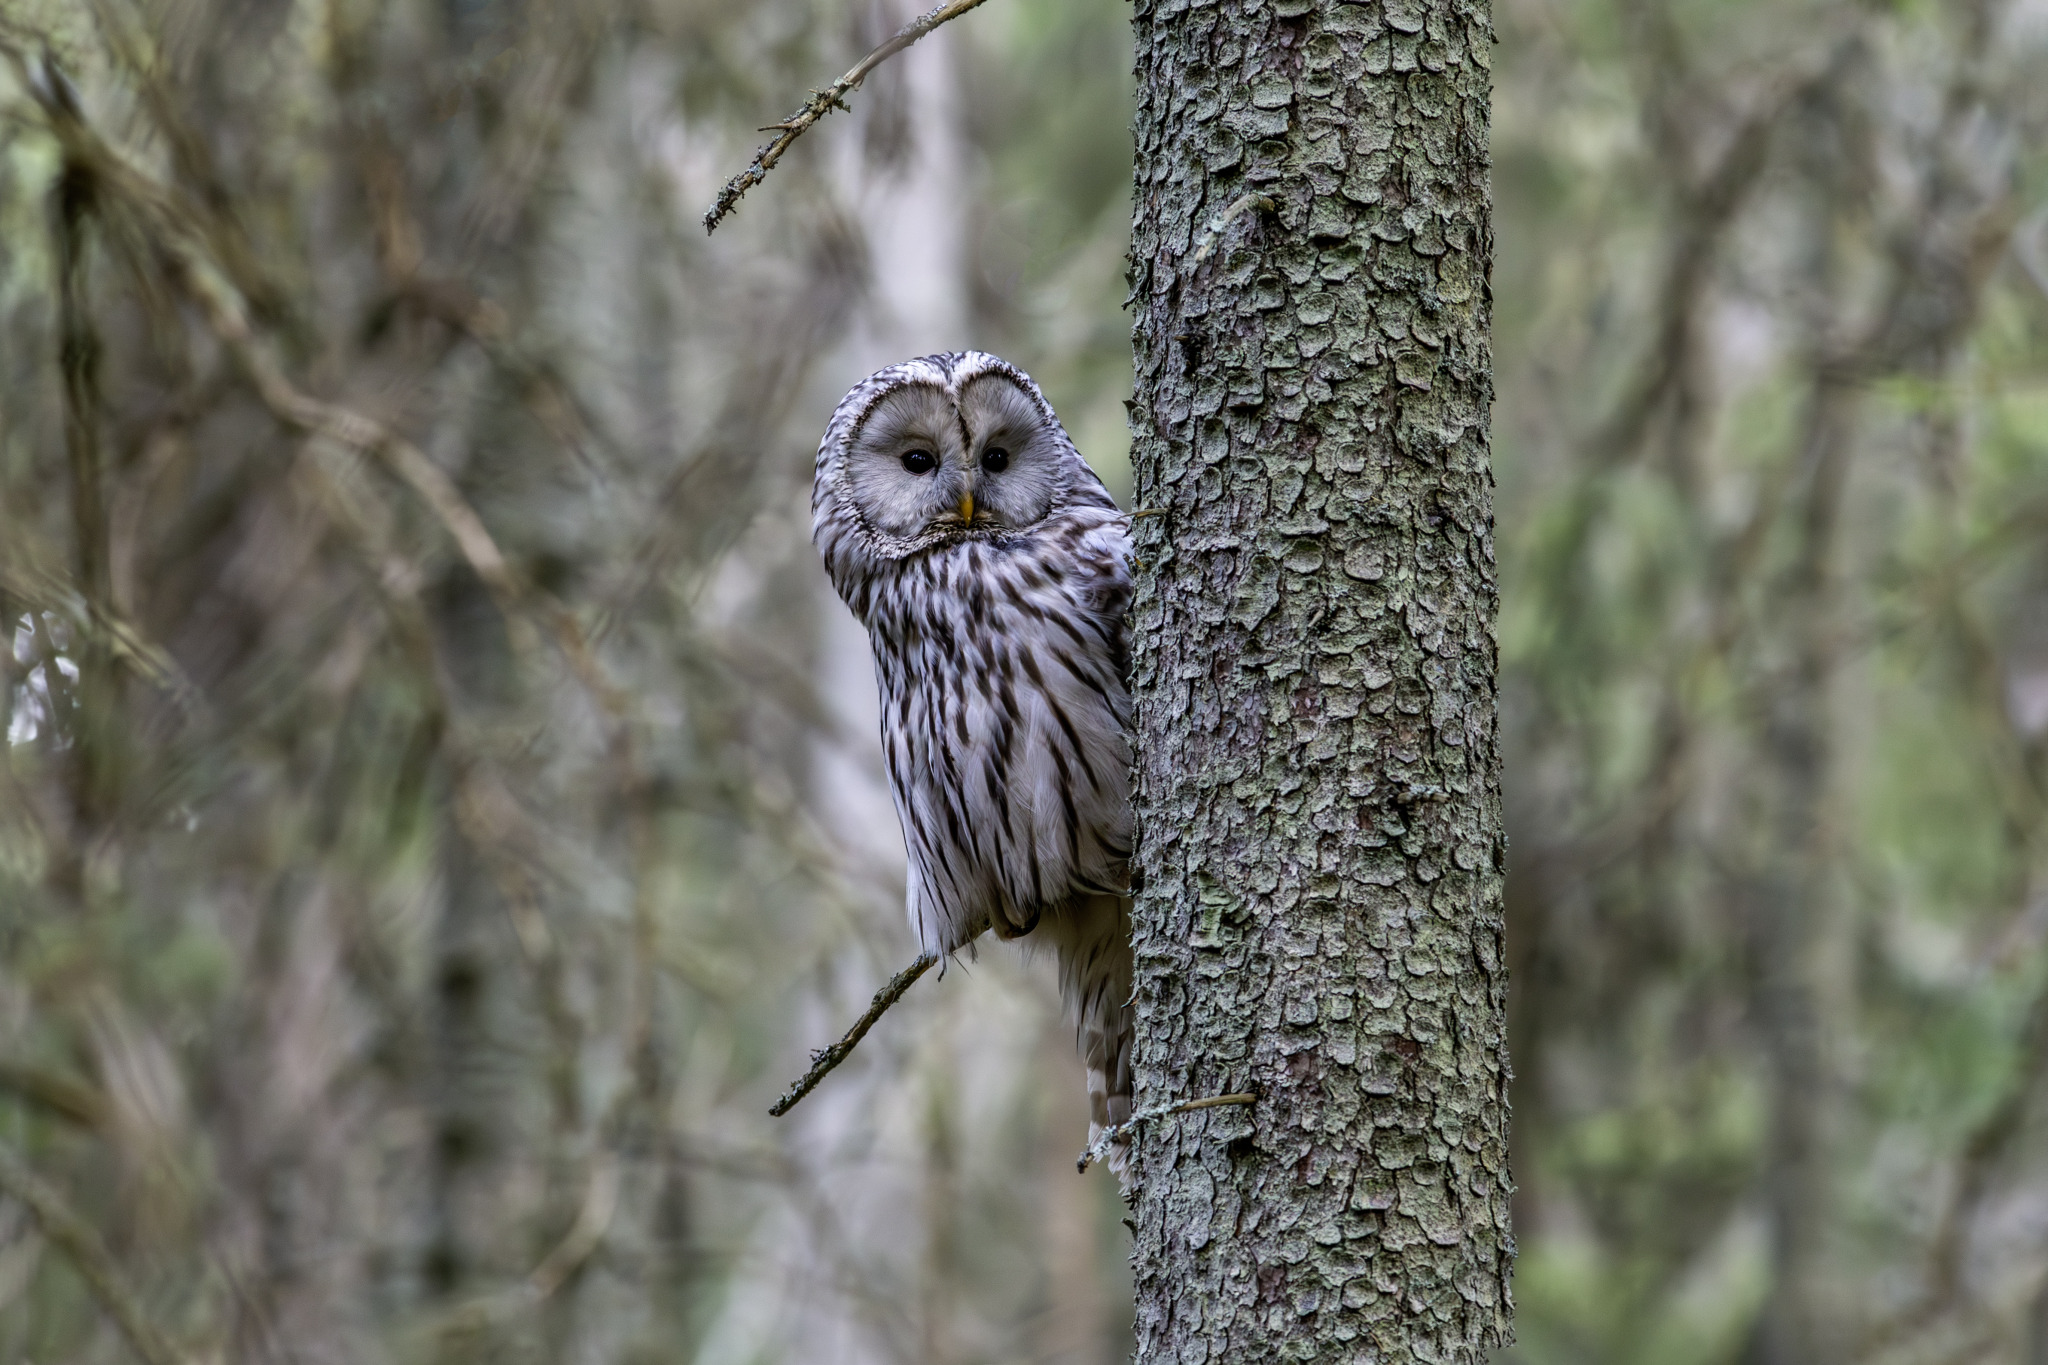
1124 0 1513 1360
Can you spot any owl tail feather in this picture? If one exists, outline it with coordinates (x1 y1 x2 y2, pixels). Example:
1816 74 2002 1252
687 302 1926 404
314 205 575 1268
1046 892 1135 1185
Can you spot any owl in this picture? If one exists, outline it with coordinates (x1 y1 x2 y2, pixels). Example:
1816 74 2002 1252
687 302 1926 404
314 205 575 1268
813 351 1136 1170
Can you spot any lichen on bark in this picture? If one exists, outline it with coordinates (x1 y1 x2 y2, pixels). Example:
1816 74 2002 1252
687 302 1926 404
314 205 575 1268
1125 0 1512 1359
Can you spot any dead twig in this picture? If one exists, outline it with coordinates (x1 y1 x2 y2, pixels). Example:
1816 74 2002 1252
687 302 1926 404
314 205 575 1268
0 559 206 717
702 0 996 233
0 1139 191 1365
7 53 529 625
9 56 638 724
1076 1092 1257 1174
769 954 938 1116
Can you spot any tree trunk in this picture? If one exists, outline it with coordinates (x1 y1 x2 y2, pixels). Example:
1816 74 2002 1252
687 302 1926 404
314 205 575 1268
1124 0 1513 1360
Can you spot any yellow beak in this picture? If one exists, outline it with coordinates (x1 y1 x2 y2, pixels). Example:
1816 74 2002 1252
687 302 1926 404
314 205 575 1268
958 492 975 525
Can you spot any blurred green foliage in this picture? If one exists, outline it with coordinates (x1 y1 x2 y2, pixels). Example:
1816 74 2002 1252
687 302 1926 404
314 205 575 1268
1494 0 2048 1361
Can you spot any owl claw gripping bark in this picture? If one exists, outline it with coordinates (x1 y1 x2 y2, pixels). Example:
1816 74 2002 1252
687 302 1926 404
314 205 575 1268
813 351 1138 1179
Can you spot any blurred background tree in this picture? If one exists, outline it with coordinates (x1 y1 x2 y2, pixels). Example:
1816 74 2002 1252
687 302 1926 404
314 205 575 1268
0 0 2046 1363
1498 1 2048 1362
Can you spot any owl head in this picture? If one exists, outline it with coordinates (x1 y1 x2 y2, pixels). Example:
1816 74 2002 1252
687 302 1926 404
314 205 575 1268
813 351 1112 573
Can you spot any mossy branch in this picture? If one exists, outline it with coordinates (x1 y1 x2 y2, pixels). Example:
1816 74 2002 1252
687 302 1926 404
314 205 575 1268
0 1139 190 1365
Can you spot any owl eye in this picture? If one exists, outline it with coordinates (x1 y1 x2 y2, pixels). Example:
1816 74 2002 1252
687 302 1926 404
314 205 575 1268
900 449 937 475
981 446 1009 473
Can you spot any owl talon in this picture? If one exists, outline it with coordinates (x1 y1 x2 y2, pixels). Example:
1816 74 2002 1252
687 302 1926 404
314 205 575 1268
990 903 1041 939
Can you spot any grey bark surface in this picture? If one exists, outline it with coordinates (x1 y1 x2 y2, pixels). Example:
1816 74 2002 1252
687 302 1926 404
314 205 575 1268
1124 0 1512 1360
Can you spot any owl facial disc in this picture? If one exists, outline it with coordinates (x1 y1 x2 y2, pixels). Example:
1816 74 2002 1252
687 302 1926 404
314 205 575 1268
814 351 1091 560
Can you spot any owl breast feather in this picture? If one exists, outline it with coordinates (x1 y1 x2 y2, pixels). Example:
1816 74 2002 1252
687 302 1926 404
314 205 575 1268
862 509 1134 959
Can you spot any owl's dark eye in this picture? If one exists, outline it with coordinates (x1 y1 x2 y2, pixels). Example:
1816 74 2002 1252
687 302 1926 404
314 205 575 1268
901 449 937 475
981 446 1010 473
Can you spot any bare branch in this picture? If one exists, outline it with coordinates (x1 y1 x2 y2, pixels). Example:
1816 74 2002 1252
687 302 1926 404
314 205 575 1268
527 1152 620 1300
53 136 105 609
6 56 648 731
7 55 526 616
769 953 938 1116
0 560 205 716
0 1058 108 1128
1076 1093 1257 1175
0 1139 191 1365
702 0 996 233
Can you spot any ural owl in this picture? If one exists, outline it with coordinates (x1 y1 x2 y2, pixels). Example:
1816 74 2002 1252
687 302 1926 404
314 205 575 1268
813 351 1135 1169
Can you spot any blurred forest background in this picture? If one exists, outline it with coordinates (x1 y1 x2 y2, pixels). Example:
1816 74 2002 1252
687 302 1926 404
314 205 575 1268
1 0 2047 1362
